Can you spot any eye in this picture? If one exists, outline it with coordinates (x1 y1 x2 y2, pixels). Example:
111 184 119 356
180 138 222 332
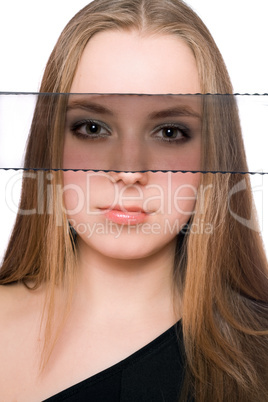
70 119 110 139
153 124 190 143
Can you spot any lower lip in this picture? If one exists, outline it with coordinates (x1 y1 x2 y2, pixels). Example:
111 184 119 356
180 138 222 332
104 210 147 225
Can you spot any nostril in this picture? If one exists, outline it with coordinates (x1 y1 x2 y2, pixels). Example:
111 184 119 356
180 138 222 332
109 171 149 186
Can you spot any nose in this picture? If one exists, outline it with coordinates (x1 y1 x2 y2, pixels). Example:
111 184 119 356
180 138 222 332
109 171 149 186
111 133 148 172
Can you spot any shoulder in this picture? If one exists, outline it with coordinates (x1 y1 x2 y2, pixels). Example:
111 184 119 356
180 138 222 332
0 283 33 332
0 281 42 314
0 281 27 299
0 283 45 400
0 282 25 317
0 281 45 340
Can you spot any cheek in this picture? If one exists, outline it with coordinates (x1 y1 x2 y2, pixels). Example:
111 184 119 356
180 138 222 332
151 172 200 216
62 172 86 215
62 172 119 218
171 173 200 215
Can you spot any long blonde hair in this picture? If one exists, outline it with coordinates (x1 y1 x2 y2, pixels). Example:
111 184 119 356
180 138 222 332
1 1 268 400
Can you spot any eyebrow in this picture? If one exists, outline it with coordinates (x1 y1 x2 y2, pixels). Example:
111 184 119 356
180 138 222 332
66 99 201 120
67 100 114 115
148 106 201 120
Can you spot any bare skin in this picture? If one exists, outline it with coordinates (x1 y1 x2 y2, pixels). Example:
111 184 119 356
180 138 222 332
0 247 178 401
0 30 200 401
0 268 178 400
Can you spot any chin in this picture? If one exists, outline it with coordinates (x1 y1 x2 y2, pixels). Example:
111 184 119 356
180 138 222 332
97 239 158 260
78 232 174 261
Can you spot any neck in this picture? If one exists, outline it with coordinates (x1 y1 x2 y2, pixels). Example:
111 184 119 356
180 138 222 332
73 237 181 326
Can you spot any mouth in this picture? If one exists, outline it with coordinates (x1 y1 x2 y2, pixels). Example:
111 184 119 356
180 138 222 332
99 205 148 225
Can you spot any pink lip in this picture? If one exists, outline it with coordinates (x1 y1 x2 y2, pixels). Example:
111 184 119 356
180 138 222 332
101 206 147 225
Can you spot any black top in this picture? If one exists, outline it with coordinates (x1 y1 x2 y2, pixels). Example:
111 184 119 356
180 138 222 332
43 320 186 402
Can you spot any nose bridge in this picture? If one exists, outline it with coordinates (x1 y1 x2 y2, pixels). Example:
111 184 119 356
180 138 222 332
116 134 146 172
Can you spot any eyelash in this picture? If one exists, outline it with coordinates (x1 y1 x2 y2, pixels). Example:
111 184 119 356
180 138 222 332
70 119 191 143
153 123 191 143
70 119 111 140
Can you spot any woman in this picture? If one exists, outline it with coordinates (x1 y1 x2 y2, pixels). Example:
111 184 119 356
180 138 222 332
0 0 267 401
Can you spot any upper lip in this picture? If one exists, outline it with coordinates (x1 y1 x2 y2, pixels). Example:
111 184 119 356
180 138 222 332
100 205 147 213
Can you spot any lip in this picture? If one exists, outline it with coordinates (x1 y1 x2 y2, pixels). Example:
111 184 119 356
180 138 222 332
100 205 148 225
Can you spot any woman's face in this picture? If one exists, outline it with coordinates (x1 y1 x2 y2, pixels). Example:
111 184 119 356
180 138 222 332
63 30 201 260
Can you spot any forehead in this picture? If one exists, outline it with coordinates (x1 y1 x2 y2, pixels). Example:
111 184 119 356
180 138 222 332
70 30 200 94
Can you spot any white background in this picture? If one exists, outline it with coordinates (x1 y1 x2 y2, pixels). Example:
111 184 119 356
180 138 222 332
0 0 268 260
